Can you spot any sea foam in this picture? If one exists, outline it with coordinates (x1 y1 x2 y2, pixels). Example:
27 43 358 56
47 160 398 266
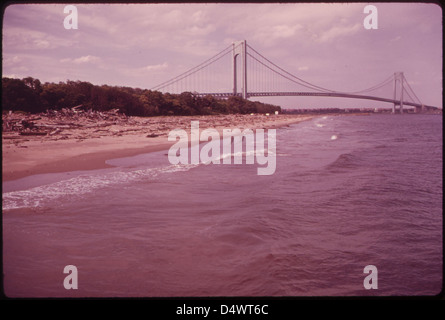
2 163 198 211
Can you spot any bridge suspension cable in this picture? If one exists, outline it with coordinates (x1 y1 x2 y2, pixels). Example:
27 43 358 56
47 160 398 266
246 44 336 93
247 52 326 92
150 44 233 92
348 74 394 94
402 74 422 105
247 44 396 98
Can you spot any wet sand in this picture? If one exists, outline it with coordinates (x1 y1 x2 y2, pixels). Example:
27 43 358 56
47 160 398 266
2 114 313 181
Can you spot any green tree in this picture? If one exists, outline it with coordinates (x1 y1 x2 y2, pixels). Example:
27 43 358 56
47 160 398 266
2 77 43 112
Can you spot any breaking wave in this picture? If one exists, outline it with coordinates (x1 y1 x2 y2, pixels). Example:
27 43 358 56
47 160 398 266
2 164 198 211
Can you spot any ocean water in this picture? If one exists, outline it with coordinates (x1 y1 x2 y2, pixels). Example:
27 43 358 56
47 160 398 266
2 114 442 297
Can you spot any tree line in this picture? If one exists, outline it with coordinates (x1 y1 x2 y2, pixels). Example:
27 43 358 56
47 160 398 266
2 77 281 116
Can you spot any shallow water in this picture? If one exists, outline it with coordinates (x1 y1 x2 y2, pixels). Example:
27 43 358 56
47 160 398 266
2 114 442 297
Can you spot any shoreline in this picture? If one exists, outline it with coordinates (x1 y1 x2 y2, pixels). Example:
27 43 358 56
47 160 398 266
2 114 315 182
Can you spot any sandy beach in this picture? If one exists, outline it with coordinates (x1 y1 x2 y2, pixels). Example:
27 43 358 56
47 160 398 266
2 113 313 182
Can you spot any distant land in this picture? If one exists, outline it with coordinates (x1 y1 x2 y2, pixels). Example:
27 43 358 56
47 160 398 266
2 77 440 117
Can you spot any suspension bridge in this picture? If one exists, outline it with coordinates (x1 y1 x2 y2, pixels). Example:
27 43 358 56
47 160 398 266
151 40 437 113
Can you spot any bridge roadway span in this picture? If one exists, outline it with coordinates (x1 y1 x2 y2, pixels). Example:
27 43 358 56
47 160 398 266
195 91 436 111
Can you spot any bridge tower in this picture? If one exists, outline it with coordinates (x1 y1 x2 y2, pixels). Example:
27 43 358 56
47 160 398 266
393 72 404 114
233 40 247 99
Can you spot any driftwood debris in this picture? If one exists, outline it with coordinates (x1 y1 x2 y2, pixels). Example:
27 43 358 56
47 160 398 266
2 107 128 136
20 131 48 136
146 133 160 138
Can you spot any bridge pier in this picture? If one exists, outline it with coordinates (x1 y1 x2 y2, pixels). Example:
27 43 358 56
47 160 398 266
393 104 404 114
414 105 423 113
393 72 404 114
233 40 247 99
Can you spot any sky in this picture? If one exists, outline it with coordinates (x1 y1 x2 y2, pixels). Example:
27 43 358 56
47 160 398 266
2 2 442 109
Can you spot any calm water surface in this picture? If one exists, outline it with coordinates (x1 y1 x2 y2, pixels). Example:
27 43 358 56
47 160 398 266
2 114 442 297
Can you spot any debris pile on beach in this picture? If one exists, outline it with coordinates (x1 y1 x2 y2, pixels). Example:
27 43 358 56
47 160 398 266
2 106 129 136
2 108 308 148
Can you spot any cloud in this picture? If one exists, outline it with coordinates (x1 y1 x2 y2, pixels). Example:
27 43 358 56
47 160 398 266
144 62 168 71
60 55 101 64
3 55 23 66
2 54 30 75
390 36 402 42
34 39 51 49
2 74 20 79
186 24 216 36
3 26 78 51
73 55 100 64
406 80 421 86
315 23 362 43
275 25 301 38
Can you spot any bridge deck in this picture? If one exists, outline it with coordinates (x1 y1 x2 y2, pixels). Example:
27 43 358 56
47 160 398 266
195 91 436 110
